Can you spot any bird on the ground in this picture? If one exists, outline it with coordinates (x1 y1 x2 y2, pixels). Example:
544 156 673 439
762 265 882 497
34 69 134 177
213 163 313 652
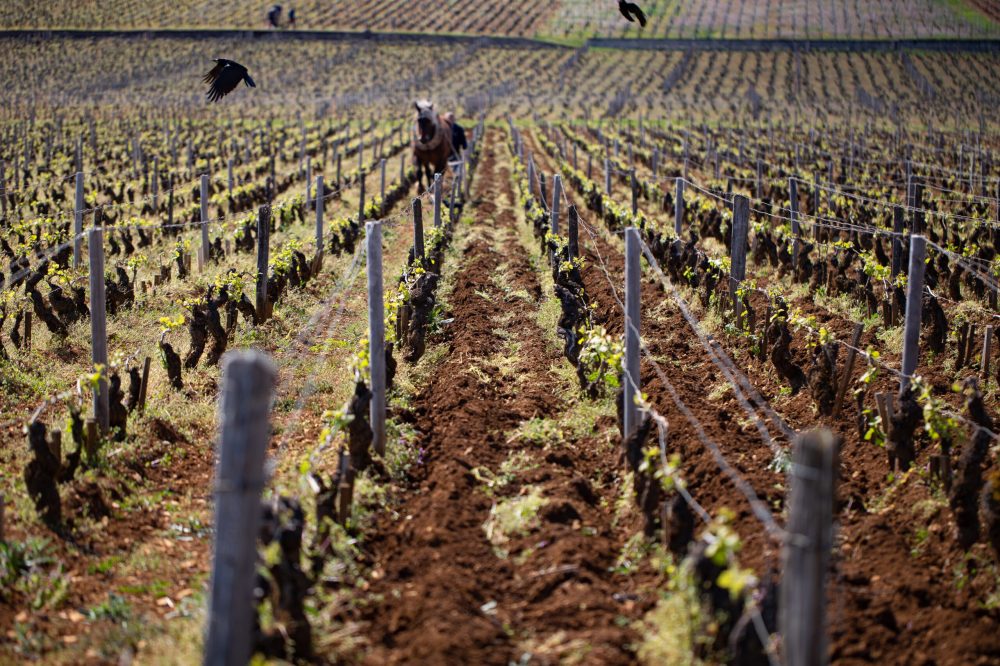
618 0 647 27
203 59 256 103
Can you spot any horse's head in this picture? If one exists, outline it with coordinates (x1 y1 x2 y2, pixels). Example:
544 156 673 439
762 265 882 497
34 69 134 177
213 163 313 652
414 99 437 144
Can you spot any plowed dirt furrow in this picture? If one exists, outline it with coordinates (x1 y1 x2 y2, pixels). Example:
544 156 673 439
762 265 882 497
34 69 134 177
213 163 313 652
523 128 786 573
355 129 645 664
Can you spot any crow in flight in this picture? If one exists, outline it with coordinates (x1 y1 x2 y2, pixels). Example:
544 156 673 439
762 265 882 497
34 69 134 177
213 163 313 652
618 0 647 27
203 59 256 103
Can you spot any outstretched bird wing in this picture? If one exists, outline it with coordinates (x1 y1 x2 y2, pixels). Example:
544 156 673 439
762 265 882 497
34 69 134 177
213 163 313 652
618 1 647 27
205 59 249 102
618 0 632 22
202 60 226 85
632 3 647 26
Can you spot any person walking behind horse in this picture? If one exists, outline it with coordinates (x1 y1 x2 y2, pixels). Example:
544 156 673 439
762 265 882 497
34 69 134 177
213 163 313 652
443 112 467 161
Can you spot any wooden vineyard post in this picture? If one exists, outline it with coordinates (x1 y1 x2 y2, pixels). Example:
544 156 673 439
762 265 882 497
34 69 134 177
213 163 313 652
891 206 905 279
74 172 84 268
433 173 442 228
756 158 763 199
152 157 159 213
306 156 312 210
567 206 579 262
366 221 386 457
901 235 927 392
413 199 425 264
550 174 562 235
399 152 406 186
674 177 685 237
269 155 275 203
200 174 210 266
138 356 151 413
604 158 611 195
204 351 275 666
227 158 233 201
683 139 689 181
448 178 458 226
982 325 994 380
781 428 838 666
255 205 271 324
23 310 31 351
623 227 641 440
314 175 325 263
789 177 801 269
730 195 750 317
833 323 865 418
462 157 471 201
630 170 638 216
380 158 386 203
336 152 342 189
358 173 366 223
88 228 109 432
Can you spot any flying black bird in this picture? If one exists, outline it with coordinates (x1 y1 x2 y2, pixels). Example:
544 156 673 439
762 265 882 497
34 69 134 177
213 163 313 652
203 59 256 103
618 0 647 27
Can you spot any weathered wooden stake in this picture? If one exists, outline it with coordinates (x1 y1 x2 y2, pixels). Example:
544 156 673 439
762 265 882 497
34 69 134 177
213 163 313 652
23 310 31 351
630 170 638 216
448 178 459 226
88 228 109 432
200 174 210 264
433 173 442 228
604 158 612 195
74 172 84 268
358 173 366 222
152 157 160 213
203 351 276 666
730 194 750 313
412 199 425 263
623 227 641 440
891 206 905 279
781 428 837 666
789 177 801 269
366 221 386 457
900 235 927 392
379 158 386 202
550 174 562 235
255 205 271 323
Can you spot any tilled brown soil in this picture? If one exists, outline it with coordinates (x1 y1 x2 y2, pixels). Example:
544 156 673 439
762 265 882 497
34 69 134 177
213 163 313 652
353 130 648 664
525 128 1000 665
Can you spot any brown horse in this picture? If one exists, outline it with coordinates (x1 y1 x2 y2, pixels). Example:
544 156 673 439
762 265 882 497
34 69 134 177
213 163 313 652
412 99 454 192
